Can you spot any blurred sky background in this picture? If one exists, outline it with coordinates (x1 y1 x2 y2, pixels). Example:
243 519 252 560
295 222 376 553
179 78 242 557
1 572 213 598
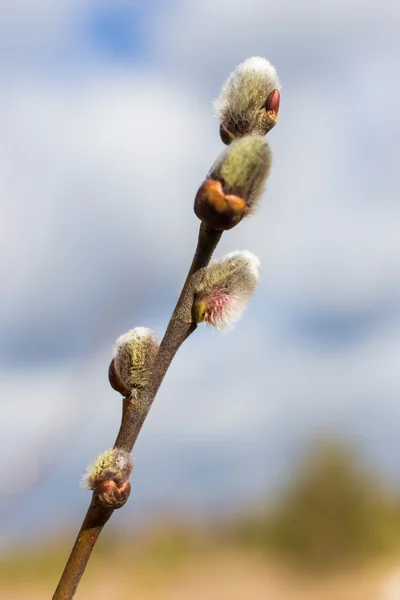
1 0 400 548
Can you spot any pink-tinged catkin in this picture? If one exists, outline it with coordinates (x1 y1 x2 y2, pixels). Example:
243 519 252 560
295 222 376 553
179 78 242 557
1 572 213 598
192 250 261 331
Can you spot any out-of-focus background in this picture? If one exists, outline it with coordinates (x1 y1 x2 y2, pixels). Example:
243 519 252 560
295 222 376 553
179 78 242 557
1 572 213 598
1 0 400 598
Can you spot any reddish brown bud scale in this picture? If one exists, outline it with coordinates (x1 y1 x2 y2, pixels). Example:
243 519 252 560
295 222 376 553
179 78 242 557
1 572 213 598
261 89 280 133
108 358 131 396
219 123 235 145
93 480 131 512
194 179 248 231
265 88 280 114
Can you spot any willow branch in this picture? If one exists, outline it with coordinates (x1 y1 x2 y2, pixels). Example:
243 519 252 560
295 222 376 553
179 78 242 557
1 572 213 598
53 224 222 599
53 54 279 596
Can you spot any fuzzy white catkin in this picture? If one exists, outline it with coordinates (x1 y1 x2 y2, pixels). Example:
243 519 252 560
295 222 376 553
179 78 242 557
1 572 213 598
113 327 158 391
193 251 261 331
214 57 280 140
214 57 280 118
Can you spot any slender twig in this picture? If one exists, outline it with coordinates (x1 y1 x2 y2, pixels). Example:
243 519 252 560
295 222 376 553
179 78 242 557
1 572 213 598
53 224 222 599
53 53 281 599
115 224 223 454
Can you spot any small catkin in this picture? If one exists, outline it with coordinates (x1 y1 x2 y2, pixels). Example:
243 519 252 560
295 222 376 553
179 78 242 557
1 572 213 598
192 250 261 331
194 136 272 231
82 449 134 490
113 327 158 391
214 56 280 143
210 135 272 214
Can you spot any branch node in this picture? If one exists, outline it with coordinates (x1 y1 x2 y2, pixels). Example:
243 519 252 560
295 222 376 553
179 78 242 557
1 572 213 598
93 480 131 512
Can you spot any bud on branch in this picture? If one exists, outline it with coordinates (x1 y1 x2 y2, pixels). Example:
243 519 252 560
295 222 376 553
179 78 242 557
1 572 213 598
110 327 158 395
82 449 134 511
192 250 261 331
214 56 280 144
52 54 283 600
194 135 272 230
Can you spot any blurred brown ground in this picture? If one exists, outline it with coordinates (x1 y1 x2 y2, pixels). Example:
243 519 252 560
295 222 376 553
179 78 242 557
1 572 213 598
1 547 399 600
3 441 400 599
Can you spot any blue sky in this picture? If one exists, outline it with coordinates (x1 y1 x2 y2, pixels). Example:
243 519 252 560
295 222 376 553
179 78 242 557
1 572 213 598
1 0 400 547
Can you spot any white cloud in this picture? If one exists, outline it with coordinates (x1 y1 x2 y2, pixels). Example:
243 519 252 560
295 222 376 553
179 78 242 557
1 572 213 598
0 0 83 64
2 305 400 544
0 70 218 360
153 0 400 76
1 0 400 544
2 1 399 351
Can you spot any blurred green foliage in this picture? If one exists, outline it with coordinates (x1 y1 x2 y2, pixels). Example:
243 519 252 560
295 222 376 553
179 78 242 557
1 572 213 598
234 440 400 572
2 439 400 589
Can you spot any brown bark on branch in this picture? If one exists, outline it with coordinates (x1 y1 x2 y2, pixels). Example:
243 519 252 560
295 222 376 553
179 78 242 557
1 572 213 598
53 224 222 599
